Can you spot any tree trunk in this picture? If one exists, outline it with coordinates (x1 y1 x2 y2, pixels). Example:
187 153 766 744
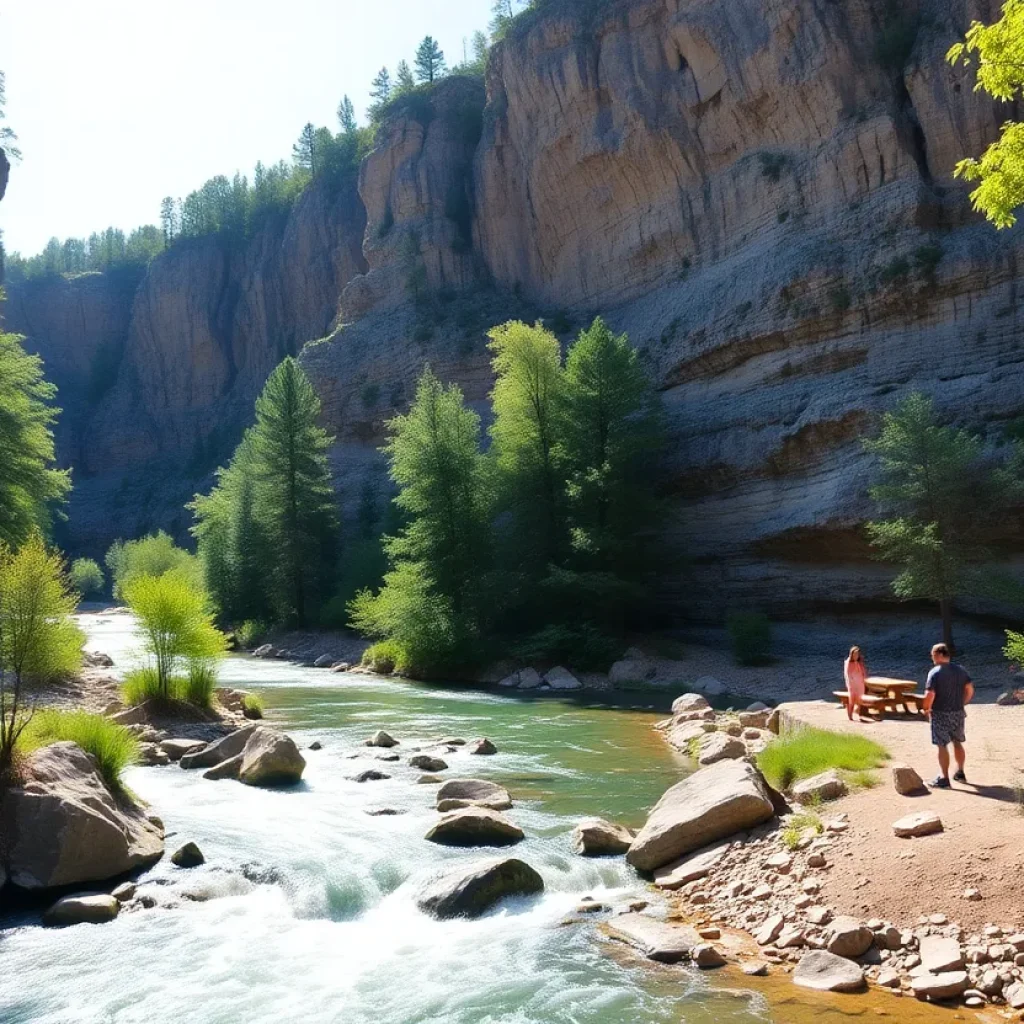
940 597 954 654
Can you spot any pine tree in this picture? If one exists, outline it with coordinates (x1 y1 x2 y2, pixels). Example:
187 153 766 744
395 60 416 94
0 70 20 162
414 37 446 84
293 122 318 175
486 320 566 569
864 392 1024 649
337 95 357 135
160 197 178 242
948 1 1024 228
369 67 392 120
248 358 338 626
0 331 70 547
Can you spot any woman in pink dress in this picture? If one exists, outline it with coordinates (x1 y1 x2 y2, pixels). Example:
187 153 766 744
844 645 868 721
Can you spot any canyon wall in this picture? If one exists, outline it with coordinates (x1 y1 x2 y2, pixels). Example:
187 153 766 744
8 0 1024 623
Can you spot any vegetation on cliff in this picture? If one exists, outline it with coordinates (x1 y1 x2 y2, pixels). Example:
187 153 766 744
0 330 70 547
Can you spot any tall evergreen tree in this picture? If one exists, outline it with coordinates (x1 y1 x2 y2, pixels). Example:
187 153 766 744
337 95 357 136
247 358 338 626
369 67 392 120
0 70 20 161
414 36 446 84
0 331 70 547
487 320 566 569
159 197 178 242
864 392 1024 649
292 122 318 175
395 60 416 94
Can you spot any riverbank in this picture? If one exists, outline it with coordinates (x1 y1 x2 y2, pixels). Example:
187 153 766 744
645 694 1024 1014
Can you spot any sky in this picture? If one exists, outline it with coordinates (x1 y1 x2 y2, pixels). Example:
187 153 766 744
0 0 490 255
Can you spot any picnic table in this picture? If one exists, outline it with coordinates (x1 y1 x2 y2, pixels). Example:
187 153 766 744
833 676 926 718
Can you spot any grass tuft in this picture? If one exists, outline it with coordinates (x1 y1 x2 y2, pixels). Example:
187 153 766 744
18 709 139 792
241 693 264 719
123 663 217 708
780 809 824 850
757 725 888 791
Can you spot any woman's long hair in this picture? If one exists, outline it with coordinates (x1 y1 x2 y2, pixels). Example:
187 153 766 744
847 645 862 662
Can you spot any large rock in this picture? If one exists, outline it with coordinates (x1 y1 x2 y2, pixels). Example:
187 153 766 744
911 972 970 1001
425 807 524 847
571 817 634 856
516 668 543 690
609 658 657 686
920 935 965 974
435 779 512 812
409 755 448 772
238 728 306 787
170 841 205 868
893 812 943 838
415 857 544 919
467 738 497 755
626 759 775 872
365 730 398 748
793 951 866 993
671 693 710 715
158 738 206 763
2 742 164 891
892 764 926 796
544 666 582 690
606 914 701 963
653 840 729 890
42 893 120 927
697 732 745 765
824 916 873 958
203 754 243 781
792 769 848 804
181 726 258 770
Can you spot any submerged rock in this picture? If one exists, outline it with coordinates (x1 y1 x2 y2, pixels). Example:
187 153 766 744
425 807 524 847
409 755 448 772
2 742 164 891
352 769 391 782
606 914 701 963
571 818 634 857
626 759 775 872
238 728 306 787
43 894 120 927
467 738 497 755
415 857 544 919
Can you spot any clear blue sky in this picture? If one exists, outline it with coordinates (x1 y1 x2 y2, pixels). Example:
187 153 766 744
0 0 490 255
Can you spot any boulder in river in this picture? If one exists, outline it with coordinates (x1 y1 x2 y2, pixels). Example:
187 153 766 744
415 857 544 919
606 913 701 963
159 738 206 762
365 730 399 748
425 807 524 847
313 654 334 668
793 951 866 992
671 693 710 715
2 742 164 891
544 666 582 690
180 725 259 770
238 728 306 787
435 778 512 811
571 818 635 856
626 759 775 872
352 769 391 782
43 893 120 927
171 842 205 868
203 754 243 781
467 738 497 755
409 755 448 772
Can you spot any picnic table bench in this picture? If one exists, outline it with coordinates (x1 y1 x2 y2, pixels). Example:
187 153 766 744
833 676 926 718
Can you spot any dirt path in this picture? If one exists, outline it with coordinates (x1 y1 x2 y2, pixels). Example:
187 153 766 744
780 699 1024 931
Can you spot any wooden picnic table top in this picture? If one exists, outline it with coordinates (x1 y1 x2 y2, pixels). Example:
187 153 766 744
865 676 919 694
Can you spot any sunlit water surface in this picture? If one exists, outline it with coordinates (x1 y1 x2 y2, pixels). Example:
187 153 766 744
0 613 940 1024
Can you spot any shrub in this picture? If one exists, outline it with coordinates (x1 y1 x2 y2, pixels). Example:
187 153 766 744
234 620 268 649
121 665 164 706
182 659 217 708
757 726 888 791
726 611 772 666
70 557 105 598
361 639 403 675
241 692 264 719
1005 629 1024 669
18 709 138 791
105 531 202 600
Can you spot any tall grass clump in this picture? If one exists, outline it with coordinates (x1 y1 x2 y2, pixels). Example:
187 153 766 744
18 709 138 791
182 660 218 708
757 725 888 791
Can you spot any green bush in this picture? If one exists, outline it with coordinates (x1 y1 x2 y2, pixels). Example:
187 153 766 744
121 665 165 706
105 531 202 600
19 709 139 791
241 692 264 719
726 611 772 666
234 620 268 648
513 623 619 672
361 639 404 675
757 726 889 791
182 659 218 708
70 558 105 598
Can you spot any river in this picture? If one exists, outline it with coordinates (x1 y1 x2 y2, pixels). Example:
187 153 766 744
0 613 954 1024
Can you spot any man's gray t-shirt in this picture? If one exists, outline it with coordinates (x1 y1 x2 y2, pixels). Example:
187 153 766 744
926 662 972 712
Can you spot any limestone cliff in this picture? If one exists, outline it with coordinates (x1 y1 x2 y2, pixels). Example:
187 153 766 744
8 0 1024 624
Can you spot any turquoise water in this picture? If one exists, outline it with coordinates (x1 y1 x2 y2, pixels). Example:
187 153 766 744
0 613 932 1024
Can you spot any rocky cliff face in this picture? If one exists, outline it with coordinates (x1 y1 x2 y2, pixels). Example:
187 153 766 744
3 174 366 551
8 0 1024 623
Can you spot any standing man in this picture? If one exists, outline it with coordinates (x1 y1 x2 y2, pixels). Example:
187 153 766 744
922 643 974 788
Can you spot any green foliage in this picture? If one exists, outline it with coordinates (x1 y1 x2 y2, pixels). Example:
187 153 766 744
105 531 201 601
726 611 773 666
0 536 84 773
123 571 227 702
0 331 70 546
1004 629 1024 668
234 619 268 648
192 358 338 628
864 393 1024 646
948 1 1024 227
120 666 163 706
6 227 163 282
241 692 264 718
414 36 446 84
0 69 21 161
757 726 888 791
70 558 105 599
780 810 823 850
18 710 138 791
361 639 404 675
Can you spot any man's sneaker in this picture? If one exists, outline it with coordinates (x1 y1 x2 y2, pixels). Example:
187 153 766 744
952 770 967 784
929 776 951 789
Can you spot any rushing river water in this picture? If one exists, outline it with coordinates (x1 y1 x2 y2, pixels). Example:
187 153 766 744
1 614 954 1024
